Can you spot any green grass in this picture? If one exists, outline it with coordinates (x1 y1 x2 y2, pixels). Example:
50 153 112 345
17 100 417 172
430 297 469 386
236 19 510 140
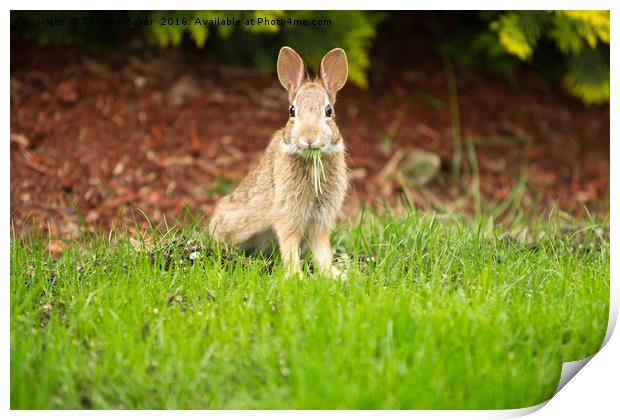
10 211 609 409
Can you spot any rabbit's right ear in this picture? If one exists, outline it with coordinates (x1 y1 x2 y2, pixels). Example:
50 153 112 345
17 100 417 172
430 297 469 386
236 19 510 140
320 48 348 100
277 46 306 98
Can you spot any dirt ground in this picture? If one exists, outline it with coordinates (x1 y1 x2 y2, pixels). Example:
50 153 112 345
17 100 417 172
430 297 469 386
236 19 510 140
10 33 610 239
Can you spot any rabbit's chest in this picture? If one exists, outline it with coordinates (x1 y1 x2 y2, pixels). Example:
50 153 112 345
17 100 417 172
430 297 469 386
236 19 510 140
274 153 347 226
300 193 332 222
280 176 345 225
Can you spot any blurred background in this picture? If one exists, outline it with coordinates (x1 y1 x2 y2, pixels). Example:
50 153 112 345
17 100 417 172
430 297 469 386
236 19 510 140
10 11 610 239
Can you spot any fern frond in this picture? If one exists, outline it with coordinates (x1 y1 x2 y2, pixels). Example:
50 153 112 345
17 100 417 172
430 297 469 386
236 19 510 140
491 11 548 60
564 46 610 104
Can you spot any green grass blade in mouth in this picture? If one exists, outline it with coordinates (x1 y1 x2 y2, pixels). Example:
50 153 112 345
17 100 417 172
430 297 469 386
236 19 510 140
303 149 324 196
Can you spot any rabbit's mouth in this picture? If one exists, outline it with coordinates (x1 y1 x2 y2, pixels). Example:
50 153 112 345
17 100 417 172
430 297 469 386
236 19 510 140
298 138 322 150
283 143 322 155
300 148 321 159
300 144 340 156
281 142 343 156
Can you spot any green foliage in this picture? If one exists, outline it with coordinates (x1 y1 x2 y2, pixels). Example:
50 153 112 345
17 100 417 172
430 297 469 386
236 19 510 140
564 45 610 105
551 11 610 54
144 11 285 48
143 11 383 88
490 11 548 60
442 11 609 104
489 11 609 104
279 11 383 88
11 10 383 88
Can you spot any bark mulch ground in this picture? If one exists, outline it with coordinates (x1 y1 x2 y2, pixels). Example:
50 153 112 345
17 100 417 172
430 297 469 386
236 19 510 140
10 40 609 239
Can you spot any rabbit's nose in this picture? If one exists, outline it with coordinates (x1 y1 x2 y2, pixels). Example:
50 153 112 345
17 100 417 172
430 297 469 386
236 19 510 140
304 138 318 148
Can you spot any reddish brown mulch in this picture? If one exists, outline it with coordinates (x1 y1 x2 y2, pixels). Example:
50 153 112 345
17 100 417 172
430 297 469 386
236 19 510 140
10 40 609 239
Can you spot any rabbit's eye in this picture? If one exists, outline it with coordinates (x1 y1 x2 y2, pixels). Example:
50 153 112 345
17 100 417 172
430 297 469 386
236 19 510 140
289 105 296 117
325 104 333 117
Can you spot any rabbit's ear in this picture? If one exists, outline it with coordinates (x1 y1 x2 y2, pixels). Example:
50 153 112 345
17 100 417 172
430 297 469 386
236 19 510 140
320 48 348 98
277 46 306 96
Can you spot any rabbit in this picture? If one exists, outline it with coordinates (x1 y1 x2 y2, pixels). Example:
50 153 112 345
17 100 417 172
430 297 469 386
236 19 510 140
208 46 349 277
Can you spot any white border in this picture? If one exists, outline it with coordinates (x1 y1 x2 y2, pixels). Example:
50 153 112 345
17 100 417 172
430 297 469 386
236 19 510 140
3 2 616 418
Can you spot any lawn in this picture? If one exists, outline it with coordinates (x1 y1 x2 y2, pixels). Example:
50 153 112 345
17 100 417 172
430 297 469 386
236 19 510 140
10 210 610 409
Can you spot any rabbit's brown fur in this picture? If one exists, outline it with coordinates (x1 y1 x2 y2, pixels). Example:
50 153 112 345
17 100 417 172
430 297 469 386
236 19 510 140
209 47 349 276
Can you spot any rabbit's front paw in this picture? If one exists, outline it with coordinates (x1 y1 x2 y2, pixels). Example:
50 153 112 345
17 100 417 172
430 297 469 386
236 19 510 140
318 264 345 279
284 265 303 278
330 265 344 279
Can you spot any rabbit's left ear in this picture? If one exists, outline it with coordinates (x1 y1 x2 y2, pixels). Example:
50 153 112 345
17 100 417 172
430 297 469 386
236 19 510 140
277 46 306 97
320 48 348 99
